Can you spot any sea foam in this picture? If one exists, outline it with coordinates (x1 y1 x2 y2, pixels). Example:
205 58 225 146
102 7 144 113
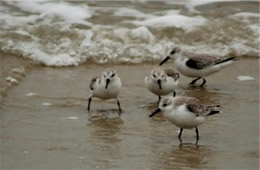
0 1 259 66
6 1 92 22
131 14 208 32
114 8 154 19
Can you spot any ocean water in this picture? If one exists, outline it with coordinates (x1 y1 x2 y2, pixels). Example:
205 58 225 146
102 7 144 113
0 0 259 66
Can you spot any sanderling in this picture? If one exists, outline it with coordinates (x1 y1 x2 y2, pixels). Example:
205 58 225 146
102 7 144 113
160 47 237 87
87 69 122 112
145 68 179 103
149 96 221 143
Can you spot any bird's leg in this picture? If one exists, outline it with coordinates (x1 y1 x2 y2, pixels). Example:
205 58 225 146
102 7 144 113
173 90 176 97
189 77 201 85
200 78 207 87
87 97 92 112
116 99 122 114
178 128 183 143
195 127 199 142
158 95 161 104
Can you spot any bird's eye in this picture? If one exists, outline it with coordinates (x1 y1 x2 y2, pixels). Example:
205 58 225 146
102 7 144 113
170 50 175 54
153 74 156 78
111 73 115 77
162 103 167 107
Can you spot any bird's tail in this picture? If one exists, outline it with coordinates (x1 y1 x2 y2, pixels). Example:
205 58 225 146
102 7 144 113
207 105 221 116
214 57 238 65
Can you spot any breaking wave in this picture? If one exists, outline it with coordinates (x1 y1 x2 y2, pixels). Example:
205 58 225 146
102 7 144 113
0 0 259 66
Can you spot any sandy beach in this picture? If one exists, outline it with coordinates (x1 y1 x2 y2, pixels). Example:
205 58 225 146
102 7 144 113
0 55 259 169
0 1 259 169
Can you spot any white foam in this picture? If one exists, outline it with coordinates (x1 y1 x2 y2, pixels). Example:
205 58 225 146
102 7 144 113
1 39 83 66
113 28 129 42
237 76 255 81
0 4 9 13
6 76 18 85
229 38 259 57
229 12 259 26
0 1 259 66
1 14 40 27
42 102 52 106
61 116 79 120
1 26 258 67
114 8 154 19
46 53 80 66
130 26 155 42
12 67 25 76
230 12 259 20
180 45 230 57
229 12 260 34
25 93 37 97
248 24 260 35
185 0 246 6
23 150 30 154
6 1 92 22
164 10 181 15
131 14 207 32
13 30 32 37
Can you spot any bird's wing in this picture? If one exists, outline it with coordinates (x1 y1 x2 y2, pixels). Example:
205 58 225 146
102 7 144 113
186 103 205 116
89 77 98 90
164 68 179 80
175 96 220 117
176 97 207 116
213 57 237 65
185 98 221 116
187 100 205 115
186 54 223 69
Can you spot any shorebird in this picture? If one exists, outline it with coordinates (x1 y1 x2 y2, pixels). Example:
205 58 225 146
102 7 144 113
160 47 237 87
149 96 221 143
145 68 179 103
87 69 122 112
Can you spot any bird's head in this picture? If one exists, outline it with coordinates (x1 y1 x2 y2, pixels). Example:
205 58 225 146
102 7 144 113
149 97 175 117
150 68 167 89
160 47 181 66
102 69 118 89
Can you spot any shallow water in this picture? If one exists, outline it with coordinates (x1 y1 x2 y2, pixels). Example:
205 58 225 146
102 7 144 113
0 59 259 169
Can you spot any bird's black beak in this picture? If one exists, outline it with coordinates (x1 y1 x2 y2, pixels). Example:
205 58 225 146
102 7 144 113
149 108 162 117
157 79 162 89
105 79 110 89
159 56 170 66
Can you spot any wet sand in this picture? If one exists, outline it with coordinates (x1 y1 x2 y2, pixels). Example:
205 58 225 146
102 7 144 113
0 59 259 169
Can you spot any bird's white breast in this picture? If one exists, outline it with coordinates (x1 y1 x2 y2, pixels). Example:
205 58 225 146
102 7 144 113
163 105 205 129
145 77 177 96
92 78 121 99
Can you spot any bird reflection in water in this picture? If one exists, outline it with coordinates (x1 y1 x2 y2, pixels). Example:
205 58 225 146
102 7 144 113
152 143 214 169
